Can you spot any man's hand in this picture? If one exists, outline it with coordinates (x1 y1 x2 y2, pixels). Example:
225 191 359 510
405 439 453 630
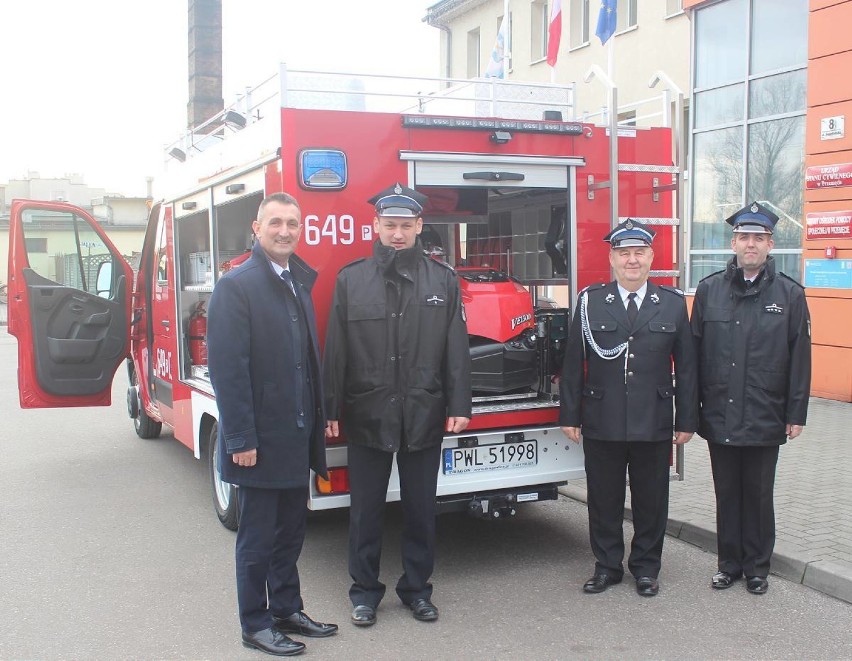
326 420 340 439
446 417 470 434
786 424 804 440
673 431 693 445
561 426 581 444
233 448 257 467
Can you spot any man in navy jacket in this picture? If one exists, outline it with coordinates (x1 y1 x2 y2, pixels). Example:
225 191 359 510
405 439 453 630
207 192 336 656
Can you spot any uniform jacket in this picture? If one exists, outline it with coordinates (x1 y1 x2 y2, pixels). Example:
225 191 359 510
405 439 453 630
559 280 698 442
207 242 328 488
323 239 472 453
691 256 811 446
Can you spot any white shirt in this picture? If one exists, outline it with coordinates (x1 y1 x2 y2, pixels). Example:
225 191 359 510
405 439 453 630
617 282 647 310
269 260 296 294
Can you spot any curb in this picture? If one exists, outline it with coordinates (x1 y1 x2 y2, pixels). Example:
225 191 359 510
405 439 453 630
558 484 852 605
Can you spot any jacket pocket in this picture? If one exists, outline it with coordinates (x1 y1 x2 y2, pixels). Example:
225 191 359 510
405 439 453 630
589 320 616 332
583 385 605 399
649 321 676 333
703 307 731 323
349 303 386 321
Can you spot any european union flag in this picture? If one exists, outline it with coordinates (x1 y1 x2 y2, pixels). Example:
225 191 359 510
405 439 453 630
595 0 617 45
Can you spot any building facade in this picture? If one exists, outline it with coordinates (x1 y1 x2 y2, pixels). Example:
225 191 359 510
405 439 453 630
684 0 851 401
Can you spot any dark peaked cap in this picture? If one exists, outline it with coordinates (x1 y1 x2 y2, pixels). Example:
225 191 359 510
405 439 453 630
368 183 428 218
603 218 656 248
725 201 779 234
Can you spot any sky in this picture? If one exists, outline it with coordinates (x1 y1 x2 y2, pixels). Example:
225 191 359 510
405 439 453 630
0 0 440 198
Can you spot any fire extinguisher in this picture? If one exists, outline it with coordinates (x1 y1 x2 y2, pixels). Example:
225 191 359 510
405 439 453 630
188 301 208 365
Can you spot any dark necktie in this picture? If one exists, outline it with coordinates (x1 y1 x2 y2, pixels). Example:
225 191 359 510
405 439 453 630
280 269 296 295
627 292 639 326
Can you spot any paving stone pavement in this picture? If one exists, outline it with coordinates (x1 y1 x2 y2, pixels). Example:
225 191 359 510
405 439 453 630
561 396 852 604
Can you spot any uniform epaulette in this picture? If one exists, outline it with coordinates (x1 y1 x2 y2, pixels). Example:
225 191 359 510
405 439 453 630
339 257 368 271
779 271 805 288
580 283 607 295
429 258 457 274
698 269 726 283
659 284 685 296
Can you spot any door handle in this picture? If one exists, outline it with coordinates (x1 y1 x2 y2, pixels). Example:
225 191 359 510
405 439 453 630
161 319 170 328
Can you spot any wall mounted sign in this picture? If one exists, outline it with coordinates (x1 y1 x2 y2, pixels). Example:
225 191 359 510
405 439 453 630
806 163 852 189
820 115 845 141
806 210 852 240
804 259 852 289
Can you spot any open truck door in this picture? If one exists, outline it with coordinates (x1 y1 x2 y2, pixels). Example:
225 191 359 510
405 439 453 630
7 200 134 408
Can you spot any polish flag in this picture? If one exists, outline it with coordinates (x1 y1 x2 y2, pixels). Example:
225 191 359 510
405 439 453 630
547 0 562 67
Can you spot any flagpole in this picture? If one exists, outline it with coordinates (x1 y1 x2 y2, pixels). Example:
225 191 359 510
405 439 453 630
503 0 510 78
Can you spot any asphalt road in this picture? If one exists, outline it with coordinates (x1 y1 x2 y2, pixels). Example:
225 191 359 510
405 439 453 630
2 331 851 660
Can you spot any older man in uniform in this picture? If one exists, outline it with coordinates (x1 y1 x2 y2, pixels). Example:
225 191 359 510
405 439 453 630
560 219 698 597
324 183 472 626
691 202 811 595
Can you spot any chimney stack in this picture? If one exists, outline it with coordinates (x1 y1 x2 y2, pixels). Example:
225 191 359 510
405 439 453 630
187 0 223 130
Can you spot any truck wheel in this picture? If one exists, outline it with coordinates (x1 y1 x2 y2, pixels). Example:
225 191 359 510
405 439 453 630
208 422 239 531
131 372 162 439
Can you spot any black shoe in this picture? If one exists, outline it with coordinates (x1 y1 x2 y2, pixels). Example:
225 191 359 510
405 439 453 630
241 627 305 656
711 571 740 590
582 573 622 594
409 598 439 621
635 576 659 597
351 604 377 627
273 610 338 638
746 576 769 595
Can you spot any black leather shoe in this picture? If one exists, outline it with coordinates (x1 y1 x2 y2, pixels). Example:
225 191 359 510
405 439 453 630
746 576 769 595
241 627 305 656
273 611 338 638
351 604 377 627
410 598 439 621
582 573 622 593
635 576 659 597
711 571 740 590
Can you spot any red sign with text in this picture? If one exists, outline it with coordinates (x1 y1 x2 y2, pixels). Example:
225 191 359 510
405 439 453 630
806 163 852 189
806 210 852 240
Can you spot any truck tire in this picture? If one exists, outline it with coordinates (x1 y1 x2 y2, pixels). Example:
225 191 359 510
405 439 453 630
131 372 162 439
208 422 239 531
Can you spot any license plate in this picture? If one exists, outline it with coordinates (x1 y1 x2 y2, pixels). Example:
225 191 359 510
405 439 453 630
443 440 538 475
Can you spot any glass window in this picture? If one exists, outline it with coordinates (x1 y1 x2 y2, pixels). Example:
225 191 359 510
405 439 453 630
467 28 481 77
531 1 549 61
666 0 683 16
691 127 745 251
569 0 589 48
616 0 637 32
694 0 747 88
746 116 805 252
694 83 744 129
751 0 808 74
749 69 807 119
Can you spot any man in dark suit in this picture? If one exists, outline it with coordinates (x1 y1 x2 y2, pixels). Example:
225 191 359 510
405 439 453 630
691 202 811 595
207 192 337 656
324 183 471 627
560 219 698 597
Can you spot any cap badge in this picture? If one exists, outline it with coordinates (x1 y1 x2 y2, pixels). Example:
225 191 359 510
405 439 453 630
605 293 615 303
650 293 660 304
625 219 634 230
394 183 403 195
751 202 759 213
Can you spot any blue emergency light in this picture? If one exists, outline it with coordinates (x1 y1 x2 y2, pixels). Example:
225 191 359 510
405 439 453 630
299 149 347 190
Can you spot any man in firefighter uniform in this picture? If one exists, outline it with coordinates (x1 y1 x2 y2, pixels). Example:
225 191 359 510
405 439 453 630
207 193 337 656
560 219 698 597
324 183 472 626
691 202 811 595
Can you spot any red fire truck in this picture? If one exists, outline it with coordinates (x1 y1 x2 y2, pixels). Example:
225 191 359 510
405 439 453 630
6 67 682 530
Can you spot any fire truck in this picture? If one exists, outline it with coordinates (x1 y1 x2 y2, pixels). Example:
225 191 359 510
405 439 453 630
6 67 683 530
